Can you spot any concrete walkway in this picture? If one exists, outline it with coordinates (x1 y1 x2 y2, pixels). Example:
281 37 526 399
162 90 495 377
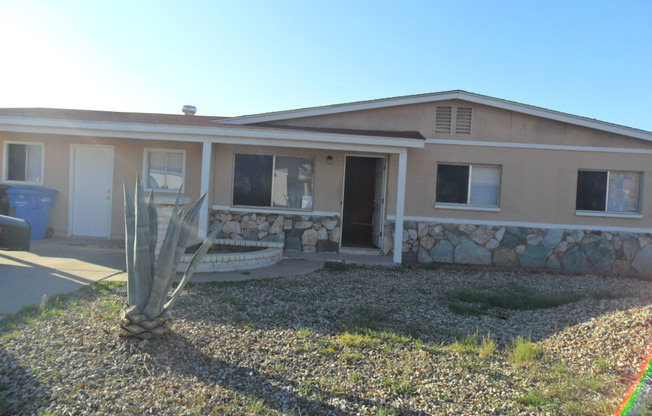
0 239 394 319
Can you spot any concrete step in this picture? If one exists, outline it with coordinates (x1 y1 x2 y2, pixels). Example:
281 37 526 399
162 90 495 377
339 247 382 256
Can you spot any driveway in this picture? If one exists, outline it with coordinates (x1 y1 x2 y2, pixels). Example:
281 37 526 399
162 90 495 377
0 240 126 319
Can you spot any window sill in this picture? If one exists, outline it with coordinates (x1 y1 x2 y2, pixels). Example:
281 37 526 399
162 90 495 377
434 203 500 212
145 188 183 194
1 180 44 186
212 205 340 217
153 195 192 205
575 211 643 219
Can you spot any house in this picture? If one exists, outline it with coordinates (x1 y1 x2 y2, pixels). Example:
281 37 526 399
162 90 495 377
1 90 652 275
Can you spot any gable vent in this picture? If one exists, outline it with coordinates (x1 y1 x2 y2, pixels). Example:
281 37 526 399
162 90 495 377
435 106 452 133
455 107 472 134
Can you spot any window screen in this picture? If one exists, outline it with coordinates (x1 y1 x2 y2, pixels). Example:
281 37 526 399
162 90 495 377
146 150 184 191
273 156 314 209
607 171 640 213
469 166 500 206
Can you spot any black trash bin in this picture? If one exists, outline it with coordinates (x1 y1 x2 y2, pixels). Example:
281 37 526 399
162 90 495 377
0 214 31 251
0 184 10 216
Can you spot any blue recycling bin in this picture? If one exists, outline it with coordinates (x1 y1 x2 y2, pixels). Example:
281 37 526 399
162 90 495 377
7 186 58 240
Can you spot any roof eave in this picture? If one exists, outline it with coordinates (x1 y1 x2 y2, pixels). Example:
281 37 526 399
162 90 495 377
0 115 424 152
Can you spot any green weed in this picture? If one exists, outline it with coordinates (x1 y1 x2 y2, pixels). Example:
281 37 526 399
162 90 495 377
446 283 581 315
322 261 359 273
509 337 541 367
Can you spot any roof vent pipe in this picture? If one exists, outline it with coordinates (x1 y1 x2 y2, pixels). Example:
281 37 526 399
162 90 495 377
182 105 197 116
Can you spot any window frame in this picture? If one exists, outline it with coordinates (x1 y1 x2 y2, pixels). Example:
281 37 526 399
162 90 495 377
575 169 642 217
232 152 316 212
435 163 501 211
2 141 45 185
142 148 186 193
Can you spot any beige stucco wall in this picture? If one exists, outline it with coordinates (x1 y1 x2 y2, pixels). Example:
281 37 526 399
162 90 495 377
267 100 647 149
264 100 652 229
0 132 202 239
401 143 652 228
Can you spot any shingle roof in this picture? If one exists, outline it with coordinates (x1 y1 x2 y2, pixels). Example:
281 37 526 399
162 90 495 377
0 108 425 140
247 123 425 140
0 108 226 126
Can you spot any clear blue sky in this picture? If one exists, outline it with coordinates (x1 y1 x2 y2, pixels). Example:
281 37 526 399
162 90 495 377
1 1 651 131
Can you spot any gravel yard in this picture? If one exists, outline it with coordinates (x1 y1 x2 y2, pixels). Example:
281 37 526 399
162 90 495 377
1 266 651 415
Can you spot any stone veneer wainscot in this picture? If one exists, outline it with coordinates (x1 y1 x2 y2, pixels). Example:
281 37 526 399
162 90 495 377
210 210 341 253
383 221 652 275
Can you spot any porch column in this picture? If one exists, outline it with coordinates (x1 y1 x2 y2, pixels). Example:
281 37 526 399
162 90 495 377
393 149 407 264
198 141 212 239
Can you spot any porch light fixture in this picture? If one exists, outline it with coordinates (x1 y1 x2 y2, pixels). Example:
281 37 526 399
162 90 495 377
326 155 333 165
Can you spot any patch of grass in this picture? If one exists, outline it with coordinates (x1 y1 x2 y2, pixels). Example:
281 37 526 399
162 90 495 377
457 359 483 372
479 334 496 358
88 281 126 294
596 354 611 373
0 394 17 416
449 332 479 354
0 331 22 341
513 391 555 408
374 405 397 416
317 344 339 355
590 289 627 300
342 352 363 362
446 283 582 315
295 328 313 338
337 332 378 348
247 398 268 414
509 337 541 367
382 377 417 395
322 261 359 273
376 330 411 344
348 372 362 381
1 281 126 331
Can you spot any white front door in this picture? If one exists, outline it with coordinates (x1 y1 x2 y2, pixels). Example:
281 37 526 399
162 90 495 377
372 157 387 248
70 145 114 238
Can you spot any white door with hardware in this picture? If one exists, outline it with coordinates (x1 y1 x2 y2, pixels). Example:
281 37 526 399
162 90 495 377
70 145 114 238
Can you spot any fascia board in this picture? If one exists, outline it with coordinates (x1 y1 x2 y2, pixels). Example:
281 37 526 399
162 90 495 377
219 91 462 124
0 116 423 152
220 91 652 143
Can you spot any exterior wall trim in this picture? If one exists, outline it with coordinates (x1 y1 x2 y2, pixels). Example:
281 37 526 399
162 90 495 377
212 205 340 218
426 139 652 154
386 215 652 234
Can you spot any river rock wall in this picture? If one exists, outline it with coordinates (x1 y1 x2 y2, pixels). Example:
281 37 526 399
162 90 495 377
383 221 652 275
210 210 340 253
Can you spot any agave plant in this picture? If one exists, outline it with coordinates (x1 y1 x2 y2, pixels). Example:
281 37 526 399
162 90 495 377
119 179 220 340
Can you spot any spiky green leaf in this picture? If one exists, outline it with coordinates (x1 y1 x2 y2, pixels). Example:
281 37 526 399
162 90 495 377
164 221 221 312
133 178 153 308
123 180 136 305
